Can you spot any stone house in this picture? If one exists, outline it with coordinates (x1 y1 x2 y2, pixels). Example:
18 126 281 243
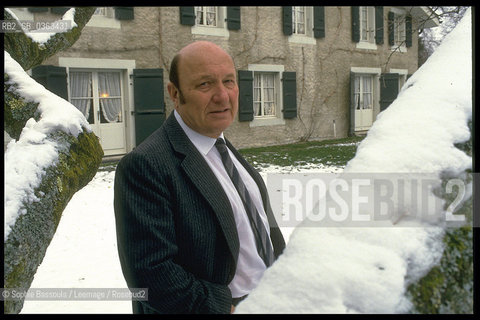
7 6 439 157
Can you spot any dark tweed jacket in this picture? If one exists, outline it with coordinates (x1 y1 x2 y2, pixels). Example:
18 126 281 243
114 112 285 314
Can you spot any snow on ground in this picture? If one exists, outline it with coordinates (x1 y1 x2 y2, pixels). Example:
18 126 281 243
20 163 339 314
20 170 130 313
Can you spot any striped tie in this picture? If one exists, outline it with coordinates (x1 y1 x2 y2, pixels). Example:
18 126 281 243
215 138 274 267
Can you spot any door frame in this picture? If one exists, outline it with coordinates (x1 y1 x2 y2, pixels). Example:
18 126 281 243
59 57 136 155
350 67 381 133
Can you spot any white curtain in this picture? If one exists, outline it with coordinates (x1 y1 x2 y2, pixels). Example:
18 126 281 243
297 7 305 34
98 72 122 123
363 76 372 109
254 74 262 116
69 72 92 120
354 76 361 109
195 7 203 25
206 7 216 26
263 74 275 116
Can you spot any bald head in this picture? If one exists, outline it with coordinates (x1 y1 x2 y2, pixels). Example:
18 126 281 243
169 41 234 103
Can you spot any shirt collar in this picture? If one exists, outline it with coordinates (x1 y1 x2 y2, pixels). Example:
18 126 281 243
174 110 224 156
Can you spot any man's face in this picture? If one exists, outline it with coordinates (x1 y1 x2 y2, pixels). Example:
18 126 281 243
168 43 239 138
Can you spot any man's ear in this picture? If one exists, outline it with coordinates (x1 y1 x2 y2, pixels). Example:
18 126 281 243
167 82 179 108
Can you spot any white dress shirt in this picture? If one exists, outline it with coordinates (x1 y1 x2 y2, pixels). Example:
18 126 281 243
174 110 272 298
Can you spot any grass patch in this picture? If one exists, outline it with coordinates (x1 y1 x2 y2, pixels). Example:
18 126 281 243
239 136 364 168
97 136 364 172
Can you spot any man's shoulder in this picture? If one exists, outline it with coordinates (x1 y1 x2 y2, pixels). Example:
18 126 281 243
119 126 175 169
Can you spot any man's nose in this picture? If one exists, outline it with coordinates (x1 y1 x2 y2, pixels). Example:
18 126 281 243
211 83 230 104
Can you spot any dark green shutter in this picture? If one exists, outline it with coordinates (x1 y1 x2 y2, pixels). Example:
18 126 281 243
227 6 241 30
28 8 49 13
380 73 399 111
351 6 360 43
133 69 166 146
180 7 195 26
238 70 254 122
313 7 325 39
282 72 297 119
349 72 356 136
31 65 68 100
51 7 70 15
388 11 395 46
375 6 384 45
115 7 134 20
283 6 293 36
405 15 413 47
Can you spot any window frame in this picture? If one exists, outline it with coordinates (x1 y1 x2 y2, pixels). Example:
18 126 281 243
353 74 374 110
68 69 125 125
247 64 286 127
289 6 316 45
390 7 408 52
356 6 377 50
254 72 278 119
86 7 121 29
59 57 136 153
191 6 229 38
351 67 381 116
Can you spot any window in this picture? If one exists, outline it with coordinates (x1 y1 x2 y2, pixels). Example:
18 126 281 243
191 6 229 37
288 6 318 44
359 6 375 43
69 71 123 124
293 6 306 35
86 7 121 28
254 73 277 118
240 64 293 127
393 14 406 46
94 7 109 17
389 8 408 51
354 74 374 110
195 6 217 27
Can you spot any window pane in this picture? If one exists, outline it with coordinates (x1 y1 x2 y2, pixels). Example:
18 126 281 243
195 7 204 25
70 72 92 98
71 99 93 123
361 7 368 40
100 98 122 123
264 102 275 116
293 6 306 35
98 72 121 97
206 7 216 26
254 102 261 116
70 72 94 122
362 76 373 109
98 72 122 123
94 7 106 16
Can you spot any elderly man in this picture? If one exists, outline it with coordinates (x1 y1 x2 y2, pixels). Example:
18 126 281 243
114 41 285 314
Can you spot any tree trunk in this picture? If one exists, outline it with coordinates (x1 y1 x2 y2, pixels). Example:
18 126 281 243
4 7 103 314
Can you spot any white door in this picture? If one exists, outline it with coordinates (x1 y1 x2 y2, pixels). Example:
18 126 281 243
69 70 126 156
353 74 374 131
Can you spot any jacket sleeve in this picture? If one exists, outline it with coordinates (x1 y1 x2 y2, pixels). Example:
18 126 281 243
113 152 232 314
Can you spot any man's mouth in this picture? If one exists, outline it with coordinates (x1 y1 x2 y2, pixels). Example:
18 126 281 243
210 108 230 114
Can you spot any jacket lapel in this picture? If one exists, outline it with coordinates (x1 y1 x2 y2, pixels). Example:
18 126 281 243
164 113 240 263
